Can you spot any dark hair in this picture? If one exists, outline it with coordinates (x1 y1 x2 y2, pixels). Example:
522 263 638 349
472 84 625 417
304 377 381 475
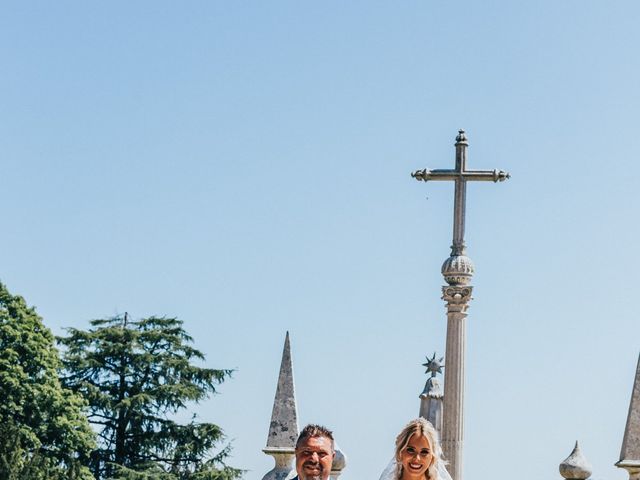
295 424 335 450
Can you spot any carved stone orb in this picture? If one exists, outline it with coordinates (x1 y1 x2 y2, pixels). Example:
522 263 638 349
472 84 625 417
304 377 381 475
441 255 475 286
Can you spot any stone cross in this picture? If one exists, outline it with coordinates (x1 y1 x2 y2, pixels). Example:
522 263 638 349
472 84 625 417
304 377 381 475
411 129 509 256
411 130 509 480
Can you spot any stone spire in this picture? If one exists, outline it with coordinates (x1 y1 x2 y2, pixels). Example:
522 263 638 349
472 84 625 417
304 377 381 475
616 353 640 480
419 352 444 434
262 332 299 480
559 442 592 480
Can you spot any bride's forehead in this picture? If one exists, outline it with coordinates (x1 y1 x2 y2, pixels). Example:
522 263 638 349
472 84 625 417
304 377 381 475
407 433 431 449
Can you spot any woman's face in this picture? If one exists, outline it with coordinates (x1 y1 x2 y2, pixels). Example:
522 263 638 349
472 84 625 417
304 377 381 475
399 433 434 479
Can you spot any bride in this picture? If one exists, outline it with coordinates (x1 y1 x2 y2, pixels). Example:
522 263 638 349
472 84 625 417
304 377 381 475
378 418 452 480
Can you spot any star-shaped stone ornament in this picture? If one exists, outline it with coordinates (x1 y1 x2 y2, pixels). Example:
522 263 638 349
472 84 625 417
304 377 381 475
422 352 444 377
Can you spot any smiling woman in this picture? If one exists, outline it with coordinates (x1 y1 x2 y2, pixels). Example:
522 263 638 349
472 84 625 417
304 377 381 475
378 418 452 480
399 434 434 479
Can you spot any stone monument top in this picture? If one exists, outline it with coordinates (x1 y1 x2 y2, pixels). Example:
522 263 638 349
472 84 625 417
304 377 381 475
419 352 444 434
264 331 298 453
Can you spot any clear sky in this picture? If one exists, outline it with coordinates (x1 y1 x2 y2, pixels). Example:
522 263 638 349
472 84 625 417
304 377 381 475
2 2 639 480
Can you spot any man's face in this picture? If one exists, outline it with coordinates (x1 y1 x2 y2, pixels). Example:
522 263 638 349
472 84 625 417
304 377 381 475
295 435 335 480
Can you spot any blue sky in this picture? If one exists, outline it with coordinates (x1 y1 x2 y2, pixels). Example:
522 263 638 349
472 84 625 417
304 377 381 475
2 2 639 480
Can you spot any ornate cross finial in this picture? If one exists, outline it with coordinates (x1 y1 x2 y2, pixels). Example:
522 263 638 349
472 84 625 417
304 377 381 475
411 129 510 262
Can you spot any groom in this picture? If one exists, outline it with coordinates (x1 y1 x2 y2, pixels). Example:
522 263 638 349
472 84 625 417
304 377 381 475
293 424 336 480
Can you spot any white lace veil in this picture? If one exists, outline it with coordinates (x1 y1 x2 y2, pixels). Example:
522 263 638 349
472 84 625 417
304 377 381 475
378 458 453 480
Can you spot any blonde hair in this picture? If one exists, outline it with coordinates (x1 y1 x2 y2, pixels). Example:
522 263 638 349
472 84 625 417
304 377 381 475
394 418 445 480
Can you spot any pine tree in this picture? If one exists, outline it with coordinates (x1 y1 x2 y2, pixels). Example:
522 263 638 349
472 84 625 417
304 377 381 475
0 282 95 480
59 314 242 480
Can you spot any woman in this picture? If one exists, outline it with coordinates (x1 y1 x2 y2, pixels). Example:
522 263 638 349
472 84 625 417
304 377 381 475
379 418 451 480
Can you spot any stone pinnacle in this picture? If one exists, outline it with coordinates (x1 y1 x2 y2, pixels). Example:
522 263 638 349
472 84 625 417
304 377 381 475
617 353 640 474
264 331 299 452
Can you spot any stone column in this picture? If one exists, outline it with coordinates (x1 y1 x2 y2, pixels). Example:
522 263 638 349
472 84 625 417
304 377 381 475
440 254 474 480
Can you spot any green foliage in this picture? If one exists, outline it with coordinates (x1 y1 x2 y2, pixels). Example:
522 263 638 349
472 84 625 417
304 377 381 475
0 282 95 480
59 314 243 480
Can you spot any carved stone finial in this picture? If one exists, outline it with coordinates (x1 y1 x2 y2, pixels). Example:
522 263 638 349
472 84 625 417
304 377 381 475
422 352 445 379
492 169 511 182
559 441 592 480
455 129 468 145
411 168 430 182
420 353 444 434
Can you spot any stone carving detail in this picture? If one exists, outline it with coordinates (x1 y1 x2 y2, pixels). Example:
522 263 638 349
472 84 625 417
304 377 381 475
411 168 431 182
442 286 473 309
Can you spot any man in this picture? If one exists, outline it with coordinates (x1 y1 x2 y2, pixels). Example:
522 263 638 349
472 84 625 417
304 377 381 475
293 424 336 480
